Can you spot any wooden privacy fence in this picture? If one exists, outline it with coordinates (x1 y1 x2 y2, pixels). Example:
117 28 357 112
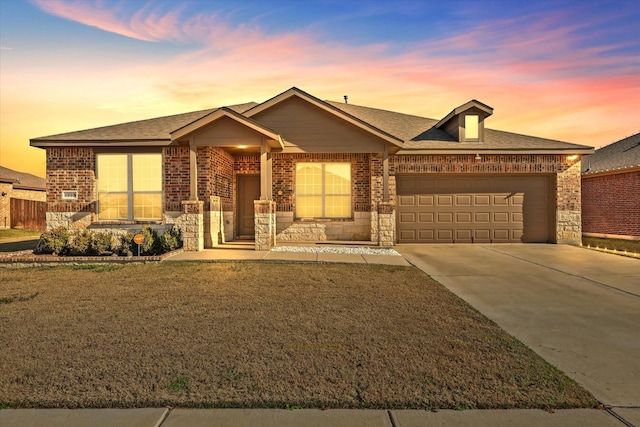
10 198 46 231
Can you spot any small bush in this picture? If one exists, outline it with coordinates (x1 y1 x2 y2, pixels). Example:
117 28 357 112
92 232 113 255
160 227 182 253
39 227 70 255
119 232 135 256
68 229 94 255
140 226 162 255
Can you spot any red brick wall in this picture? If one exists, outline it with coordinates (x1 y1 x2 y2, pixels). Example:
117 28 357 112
582 170 640 238
46 147 96 213
272 153 371 213
163 146 190 211
197 147 233 210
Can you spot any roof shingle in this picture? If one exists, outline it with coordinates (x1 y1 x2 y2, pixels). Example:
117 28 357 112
0 166 46 190
582 132 640 175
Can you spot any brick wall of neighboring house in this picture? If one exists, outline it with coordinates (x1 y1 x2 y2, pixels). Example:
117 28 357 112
582 170 640 238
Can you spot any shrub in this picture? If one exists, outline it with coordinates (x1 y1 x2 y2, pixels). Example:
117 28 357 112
119 232 135 256
39 227 70 255
68 229 93 255
92 232 113 255
160 227 183 253
140 226 161 255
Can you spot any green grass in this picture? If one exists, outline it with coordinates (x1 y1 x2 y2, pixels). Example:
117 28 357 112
0 229 41 242
0 262 598 410
582 236 640 255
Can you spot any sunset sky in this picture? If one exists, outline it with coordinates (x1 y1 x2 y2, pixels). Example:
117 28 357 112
1 0 638 178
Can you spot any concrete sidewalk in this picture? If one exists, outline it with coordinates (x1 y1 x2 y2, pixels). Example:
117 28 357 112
0 407 623 427
164 246 412 266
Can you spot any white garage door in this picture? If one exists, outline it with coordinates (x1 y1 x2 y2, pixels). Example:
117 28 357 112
397 175 552 243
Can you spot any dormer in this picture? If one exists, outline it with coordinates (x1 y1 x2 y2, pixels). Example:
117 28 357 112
435 100 493 142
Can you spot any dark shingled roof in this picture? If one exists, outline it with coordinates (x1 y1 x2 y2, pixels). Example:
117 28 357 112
31 103 258 142
0 166 46 191
582 132 640 175
326 101 589 151
31 91 590 152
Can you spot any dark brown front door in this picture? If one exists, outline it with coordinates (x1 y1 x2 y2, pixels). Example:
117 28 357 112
237 174 260 237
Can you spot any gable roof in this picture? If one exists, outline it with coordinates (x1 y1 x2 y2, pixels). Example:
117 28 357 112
435 99 494 129
582 132 640 175
30 87 593 154
0 166 46 191
244 87 404 147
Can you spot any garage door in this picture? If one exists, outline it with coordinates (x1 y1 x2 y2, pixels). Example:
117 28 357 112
397 175 551 243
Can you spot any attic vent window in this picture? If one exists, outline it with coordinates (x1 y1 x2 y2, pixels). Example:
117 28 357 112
465 115 479 140
62 190 78 200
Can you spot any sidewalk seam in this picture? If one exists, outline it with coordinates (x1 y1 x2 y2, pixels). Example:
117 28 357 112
154 407 172 427
387 410 398 427
605 407 635 427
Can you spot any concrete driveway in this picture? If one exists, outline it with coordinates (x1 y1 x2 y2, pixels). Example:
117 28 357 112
396 244 640 418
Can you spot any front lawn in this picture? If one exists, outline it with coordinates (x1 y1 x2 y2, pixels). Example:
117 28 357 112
0 229 41 242
582 236 640 256
0 263 597 409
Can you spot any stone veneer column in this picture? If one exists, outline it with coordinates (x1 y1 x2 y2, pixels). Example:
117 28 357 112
181 200 204 251
377 202 395 247
556 160 582 244
254 200 276 251
207 196 223 247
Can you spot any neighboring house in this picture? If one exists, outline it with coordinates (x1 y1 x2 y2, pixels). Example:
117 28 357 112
581 132 640 239
0 165 47 230
30 87 593 250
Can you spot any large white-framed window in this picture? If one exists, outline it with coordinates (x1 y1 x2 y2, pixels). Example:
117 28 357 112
296 162 351 219
96 153 162 221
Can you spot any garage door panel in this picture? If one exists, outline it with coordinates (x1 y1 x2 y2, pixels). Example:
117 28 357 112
397 175 551 243
398 195 416 207
437 195 453 205
419 212 434 223
456 195 472 206
399 212 416 223
456 212 472 223
456 229 472 242
418 229 434 240
417 195 434 206
475 195 490 205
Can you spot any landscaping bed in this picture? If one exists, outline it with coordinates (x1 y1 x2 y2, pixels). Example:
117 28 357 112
0 263 597 409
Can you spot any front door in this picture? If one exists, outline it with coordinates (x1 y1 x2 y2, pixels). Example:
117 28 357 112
237 174 260 237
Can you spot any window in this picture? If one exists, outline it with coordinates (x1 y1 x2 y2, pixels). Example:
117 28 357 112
296 162 351 218
464 115 479 140
97 153 162 221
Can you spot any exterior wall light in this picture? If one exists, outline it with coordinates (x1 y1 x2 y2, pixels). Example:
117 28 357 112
474 154 481 160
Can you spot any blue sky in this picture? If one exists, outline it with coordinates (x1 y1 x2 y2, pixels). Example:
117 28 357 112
1 0 639 177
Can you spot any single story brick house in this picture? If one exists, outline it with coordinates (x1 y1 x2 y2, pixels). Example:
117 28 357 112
581 132 640 240
30 87 593 250
0 166 46 230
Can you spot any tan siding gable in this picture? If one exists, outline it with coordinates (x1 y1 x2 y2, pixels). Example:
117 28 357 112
191 116 265 147
252 97 387 153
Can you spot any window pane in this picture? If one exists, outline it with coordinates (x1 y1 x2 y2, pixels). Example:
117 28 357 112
325 163 350 195
324 195 351 217
97 155 128 192
296 163 322 196
133 154 162 191
296 195 322 217
98 193 128 220
133 193 162 220
465 115 479 139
